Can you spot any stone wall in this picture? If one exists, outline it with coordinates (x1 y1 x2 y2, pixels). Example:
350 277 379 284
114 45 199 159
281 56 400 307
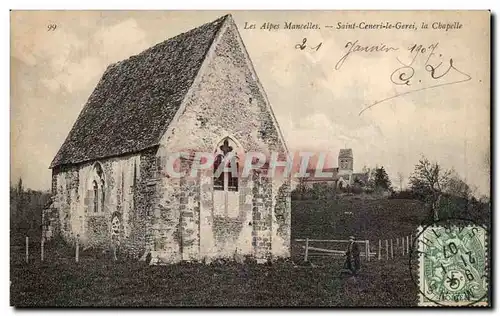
149 18 291 263
152 166 286 263
271 179 291 257
127 147 156 258
251 171 272 261
51 165 79 242
49 152 147 257
152 156 202 264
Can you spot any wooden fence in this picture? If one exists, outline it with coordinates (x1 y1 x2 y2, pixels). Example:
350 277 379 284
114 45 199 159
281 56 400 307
295 239 375 262
20 234 82 264
376 234 415 260
21 233 415 264
295 234 416 262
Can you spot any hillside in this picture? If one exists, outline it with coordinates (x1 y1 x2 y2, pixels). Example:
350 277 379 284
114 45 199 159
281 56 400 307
291 198 427 242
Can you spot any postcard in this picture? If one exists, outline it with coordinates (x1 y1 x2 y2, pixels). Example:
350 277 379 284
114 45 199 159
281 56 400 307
10 10 491 307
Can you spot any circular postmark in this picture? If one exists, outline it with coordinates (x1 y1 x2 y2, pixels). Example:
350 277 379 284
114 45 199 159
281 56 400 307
409 217 489 306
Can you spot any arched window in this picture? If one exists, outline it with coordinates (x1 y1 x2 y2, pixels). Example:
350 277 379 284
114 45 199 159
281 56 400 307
213 138 239 192
93 180 98 213
88 162 106 215
213 137 241 218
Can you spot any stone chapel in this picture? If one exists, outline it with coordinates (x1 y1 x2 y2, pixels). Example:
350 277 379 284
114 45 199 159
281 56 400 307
43 14 291 264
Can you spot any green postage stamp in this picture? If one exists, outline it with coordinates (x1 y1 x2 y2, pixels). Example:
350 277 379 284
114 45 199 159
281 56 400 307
417 224 489 306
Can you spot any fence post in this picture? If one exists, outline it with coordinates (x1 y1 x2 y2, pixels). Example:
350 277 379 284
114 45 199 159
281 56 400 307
40 237 44 262
390 239 394 258
113 245 117 261
304 238 309 262
366 240 370 262
385 239 389 260
396 238 399 248
378 239 381 260
25 236 29 264
75 235 80 263
402 237 405 255
406 235 410 254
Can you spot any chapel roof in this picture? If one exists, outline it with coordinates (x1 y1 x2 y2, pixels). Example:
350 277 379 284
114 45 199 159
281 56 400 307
50 15 229 168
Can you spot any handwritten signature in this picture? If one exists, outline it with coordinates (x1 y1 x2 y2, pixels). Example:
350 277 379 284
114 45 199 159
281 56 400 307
358 42 472 115
298 39 473 116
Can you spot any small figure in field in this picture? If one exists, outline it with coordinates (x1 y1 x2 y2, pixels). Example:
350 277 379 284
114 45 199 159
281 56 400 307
110 214 121 261
344 236 360 275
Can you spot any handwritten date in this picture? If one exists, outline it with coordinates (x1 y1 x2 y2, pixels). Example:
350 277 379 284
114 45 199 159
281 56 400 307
295 38 322 52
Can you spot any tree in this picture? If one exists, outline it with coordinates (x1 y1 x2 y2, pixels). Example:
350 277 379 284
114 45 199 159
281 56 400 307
445 170 472 200
14 177 25 220
374 166 392 191
409 156 451 221
479 195 490 205
17 177 23 195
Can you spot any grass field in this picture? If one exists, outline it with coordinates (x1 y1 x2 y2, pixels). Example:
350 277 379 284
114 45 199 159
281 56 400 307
291 198 428 241
10 197 428 307
10 253 417 307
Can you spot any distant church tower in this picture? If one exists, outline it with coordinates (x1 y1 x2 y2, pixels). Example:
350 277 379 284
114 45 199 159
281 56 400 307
337 149 354 184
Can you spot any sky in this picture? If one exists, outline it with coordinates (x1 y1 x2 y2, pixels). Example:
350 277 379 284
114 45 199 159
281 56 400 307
10 10 490 196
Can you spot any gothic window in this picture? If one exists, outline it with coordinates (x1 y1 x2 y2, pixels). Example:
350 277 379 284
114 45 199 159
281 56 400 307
93 180 98 213
213 138 239 192
89 162 106 215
